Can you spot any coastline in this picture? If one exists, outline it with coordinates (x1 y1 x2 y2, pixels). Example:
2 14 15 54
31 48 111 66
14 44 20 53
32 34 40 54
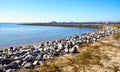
0 24 120 72
0 24 98 49
20 23 103 29
28 27 120 72
0 24 98 50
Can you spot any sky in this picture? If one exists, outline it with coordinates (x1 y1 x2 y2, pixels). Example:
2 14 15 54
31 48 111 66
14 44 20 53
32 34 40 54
0 0 120 22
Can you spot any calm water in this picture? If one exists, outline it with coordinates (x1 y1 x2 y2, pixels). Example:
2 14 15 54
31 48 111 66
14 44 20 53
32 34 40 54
0 23 97 49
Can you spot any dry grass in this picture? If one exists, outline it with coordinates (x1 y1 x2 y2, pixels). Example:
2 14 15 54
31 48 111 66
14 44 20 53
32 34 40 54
113 33 120 40
22 44 109 72
99 41 120 49
114 24 120 28
18 31 120 72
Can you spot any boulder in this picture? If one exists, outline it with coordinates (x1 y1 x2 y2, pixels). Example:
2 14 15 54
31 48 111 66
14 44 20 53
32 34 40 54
6 69 13 72
21 61 27 66
24 62 34 69
37 55 43 61
0 59 12 65
68 42 74 48
15 60 23 65
20 50 27 55
14 56 23 60
57 43 64 49
33 60 39 65
24 55 34 62
64 48 69 53
5 61 19 69
69 47 77 53
0 68 3 72
32 50 39 56
30 48 35 52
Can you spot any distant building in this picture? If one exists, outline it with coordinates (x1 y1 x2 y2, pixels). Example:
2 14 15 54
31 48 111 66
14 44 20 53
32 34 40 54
51 21 57 24
105 21 110 25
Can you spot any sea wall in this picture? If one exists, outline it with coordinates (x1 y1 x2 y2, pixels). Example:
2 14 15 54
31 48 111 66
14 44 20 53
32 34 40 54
0 25 120 72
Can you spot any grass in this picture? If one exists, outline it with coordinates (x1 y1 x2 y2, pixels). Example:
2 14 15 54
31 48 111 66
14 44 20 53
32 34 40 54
22 44 109 72
17 27 119 72
99 41 120 49
99 42 114 47
114 24 120 28
113 33 120 40
113 66 119 72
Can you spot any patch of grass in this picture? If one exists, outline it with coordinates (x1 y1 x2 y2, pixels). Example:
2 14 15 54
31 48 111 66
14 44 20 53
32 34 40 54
99 42 120 49
78 45 103 66
36 45 107 72
113 33 120 40
99 42 113 47
113 66 119 72
19 44 109 72
80 43 90 47
114 24 120 28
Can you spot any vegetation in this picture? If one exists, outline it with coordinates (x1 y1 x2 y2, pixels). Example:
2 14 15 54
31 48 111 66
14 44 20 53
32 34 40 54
21 44 109 72
113 33 120 40
17 25 120 72
21 23 103 29
113 24 120 28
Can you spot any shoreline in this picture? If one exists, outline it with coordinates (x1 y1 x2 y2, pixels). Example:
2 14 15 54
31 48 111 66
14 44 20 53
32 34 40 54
1 24 99 49
28 28 120 72
20 23 103 29
0 25 120 72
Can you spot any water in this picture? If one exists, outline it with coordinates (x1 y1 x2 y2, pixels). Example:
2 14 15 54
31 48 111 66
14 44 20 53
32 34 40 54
0 23 97 49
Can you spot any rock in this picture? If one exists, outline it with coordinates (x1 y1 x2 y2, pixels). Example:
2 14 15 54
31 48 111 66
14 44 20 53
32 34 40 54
5 61 19 69
21 50 27 55
37 55 43 61
39 61 44 65
64 48 69 53
6 69 13 72
13 47 18 51
69 47 77 53
24 62 34 69
0 50 3 53
0 68 3 72
0 59 12 65
13 51 20 56
9 47 14 50
68 42 74 48
15 60 23 65
30 48 35 52
43 54 47 60
21 61 27 66
32 50 39 56
33 60 39 65
0 26 119 71
58 43 63 49
24 55 34 62
14 56 23 60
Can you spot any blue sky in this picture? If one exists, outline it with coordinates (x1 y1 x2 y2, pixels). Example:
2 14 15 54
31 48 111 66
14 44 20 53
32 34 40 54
0 0 120 22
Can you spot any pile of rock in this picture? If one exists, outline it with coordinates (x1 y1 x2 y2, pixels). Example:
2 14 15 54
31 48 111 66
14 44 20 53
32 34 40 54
0 26 119 72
